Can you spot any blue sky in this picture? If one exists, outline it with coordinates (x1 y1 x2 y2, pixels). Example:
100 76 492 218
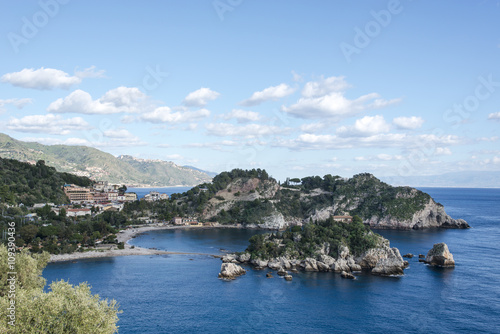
1 0 499 182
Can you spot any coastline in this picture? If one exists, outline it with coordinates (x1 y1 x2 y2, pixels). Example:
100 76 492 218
48 225 237 263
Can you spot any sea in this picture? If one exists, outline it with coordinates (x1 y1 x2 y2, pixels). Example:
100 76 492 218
43 187 500 333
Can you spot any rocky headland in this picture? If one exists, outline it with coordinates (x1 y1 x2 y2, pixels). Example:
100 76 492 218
183 169 469 231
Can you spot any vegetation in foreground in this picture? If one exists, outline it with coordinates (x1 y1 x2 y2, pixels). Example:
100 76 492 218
0 245 120 333
245 215 380 260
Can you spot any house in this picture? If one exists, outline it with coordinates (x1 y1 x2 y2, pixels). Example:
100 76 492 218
172 217 183 225
144 191 168 202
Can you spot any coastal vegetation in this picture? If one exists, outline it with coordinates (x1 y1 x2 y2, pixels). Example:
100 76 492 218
0 244 120 333
245 215 380 260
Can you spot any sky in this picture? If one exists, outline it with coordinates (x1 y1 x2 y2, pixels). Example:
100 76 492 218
0 0 499 182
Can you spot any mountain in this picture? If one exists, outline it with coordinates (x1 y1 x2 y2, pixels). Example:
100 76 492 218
0 133 212 187
165 169 469 230
184 165 218 177
381 171 500 188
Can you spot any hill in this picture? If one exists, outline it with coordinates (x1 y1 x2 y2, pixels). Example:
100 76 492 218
126 169 469 230
0 133 212 186
0 158 92 206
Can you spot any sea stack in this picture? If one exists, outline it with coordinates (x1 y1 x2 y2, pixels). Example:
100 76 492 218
218 263 246 279
425 243 455 267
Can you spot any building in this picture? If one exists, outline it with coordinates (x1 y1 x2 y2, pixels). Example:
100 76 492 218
144 191 169 202
63 184 92 203
172 217 183 225
107 191 118 201
66 208 92 217
92 192 108 203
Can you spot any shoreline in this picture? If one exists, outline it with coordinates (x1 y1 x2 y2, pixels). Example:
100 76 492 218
48 225 241 263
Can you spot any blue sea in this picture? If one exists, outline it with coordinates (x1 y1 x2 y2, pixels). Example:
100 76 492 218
43 188 500 333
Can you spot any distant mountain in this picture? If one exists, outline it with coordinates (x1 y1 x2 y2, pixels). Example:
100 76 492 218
184 165 218 177
381 171 500 188
0 133 212 187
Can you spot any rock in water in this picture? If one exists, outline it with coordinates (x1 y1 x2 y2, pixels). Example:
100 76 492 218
425 243 455 267
284 274 293 281
266 272 273 278
371 247 405 276
341 271 355 279
218 263 246 279
277 267 288 276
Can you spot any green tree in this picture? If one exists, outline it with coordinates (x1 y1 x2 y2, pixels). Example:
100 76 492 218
0 245 120 333
19 224 39 243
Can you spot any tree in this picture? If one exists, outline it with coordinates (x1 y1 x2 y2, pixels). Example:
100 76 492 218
20 224 39 243
0 245 120 333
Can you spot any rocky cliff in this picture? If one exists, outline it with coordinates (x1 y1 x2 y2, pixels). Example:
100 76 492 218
179 169 468 230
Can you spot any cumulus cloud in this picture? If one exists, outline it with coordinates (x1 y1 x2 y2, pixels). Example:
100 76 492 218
141 107 210 124
7 114 90 135
0 98 33 112
47 87 146 114
1 67 82 90
282 76 400 120
355 154 403 161
222 109 261 123
300 122 328 133
206 123 290 137
182 88 220 107
336 115 391 137
488 112 500 121
393 116 425 129
435 147 452 156
301 76 350 98
240 83 296 106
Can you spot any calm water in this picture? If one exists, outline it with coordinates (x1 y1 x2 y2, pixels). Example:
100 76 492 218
43 188 500 333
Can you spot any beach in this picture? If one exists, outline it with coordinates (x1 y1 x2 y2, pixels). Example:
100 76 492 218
49 225 221 263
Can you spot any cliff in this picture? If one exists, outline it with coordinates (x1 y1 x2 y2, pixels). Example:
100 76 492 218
180 169 468 230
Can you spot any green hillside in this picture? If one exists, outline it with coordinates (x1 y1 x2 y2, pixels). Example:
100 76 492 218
0 158 92 206
0 133 212 186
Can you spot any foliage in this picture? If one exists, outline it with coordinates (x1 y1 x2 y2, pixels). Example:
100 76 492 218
0 245 120 333
246 215 380 260
0 158 92 206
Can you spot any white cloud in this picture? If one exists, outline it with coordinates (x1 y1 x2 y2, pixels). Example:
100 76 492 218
206 123 290 137
222 109 261 123
300 122 328 133
276 132 461 151
141 107 210 124
182 88 220 107
282 91 400 120
7 114 90 135
103 129 135 139
240 83 295 106
47 87 146 114
487 112 500 121
393 116 425 129
301 76 350 98
337 115 391 137
0 98 33 112
435 147 452 156
1 67 81 90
